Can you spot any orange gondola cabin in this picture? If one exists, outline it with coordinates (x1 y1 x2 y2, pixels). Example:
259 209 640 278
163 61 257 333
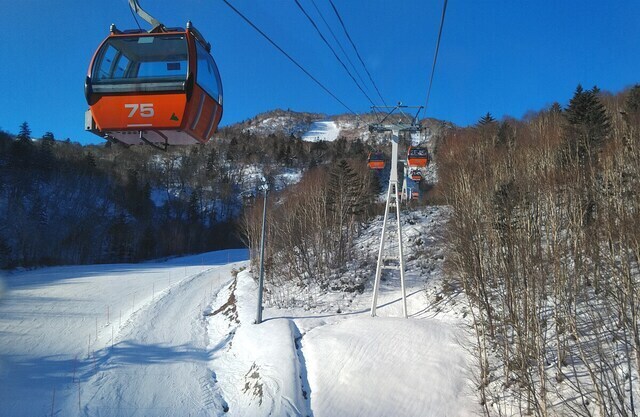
367 152 386 170
410 169 423 182
85 22 222 147
407 146 429 168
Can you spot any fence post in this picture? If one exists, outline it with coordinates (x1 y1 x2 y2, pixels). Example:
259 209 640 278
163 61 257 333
50 386 55 417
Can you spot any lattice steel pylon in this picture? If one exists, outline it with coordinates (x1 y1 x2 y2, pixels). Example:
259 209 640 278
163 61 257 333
369 104 422 318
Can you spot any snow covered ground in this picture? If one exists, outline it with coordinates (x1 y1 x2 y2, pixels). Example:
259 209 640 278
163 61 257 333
301 121 340 142
0 207 479 417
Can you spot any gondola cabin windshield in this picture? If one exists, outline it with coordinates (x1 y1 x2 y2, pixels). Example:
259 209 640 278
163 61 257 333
92 35 189 88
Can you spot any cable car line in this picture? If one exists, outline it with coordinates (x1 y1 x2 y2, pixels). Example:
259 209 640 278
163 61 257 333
308 0 372 102
293 0 378 108
328 0 388 107
422 0 448 118
221 0 358 116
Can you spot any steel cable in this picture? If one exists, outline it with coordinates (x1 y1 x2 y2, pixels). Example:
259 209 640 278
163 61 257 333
221 0 358 115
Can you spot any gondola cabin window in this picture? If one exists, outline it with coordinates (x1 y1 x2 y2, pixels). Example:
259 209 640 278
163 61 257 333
95 45 124 80
196 41 223 103
92 35 189 84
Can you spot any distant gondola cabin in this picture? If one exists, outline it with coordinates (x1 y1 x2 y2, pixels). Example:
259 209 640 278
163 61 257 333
407 146 429 168
367 152 386 170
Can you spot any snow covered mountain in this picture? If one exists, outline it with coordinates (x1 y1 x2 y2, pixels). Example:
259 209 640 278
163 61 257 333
227 108 451 146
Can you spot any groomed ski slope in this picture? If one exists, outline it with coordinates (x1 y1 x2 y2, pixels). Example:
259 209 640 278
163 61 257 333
0 251 248 416
0 212 478 416
301 120 340 142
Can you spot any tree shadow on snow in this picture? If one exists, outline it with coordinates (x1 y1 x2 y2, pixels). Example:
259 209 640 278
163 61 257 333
1 340 212 389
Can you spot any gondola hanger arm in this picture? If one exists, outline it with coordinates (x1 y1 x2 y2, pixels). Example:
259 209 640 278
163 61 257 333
128 0 164 31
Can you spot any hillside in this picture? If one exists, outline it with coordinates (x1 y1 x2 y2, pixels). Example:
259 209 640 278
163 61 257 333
222 108 452 145
3 84 640 417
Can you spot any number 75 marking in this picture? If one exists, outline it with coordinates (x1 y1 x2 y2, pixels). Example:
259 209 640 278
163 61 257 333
125 103 154 118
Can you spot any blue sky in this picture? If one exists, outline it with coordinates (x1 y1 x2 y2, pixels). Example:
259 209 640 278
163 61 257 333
0 0 638 145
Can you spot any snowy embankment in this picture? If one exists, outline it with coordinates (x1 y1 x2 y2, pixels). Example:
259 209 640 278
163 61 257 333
0 206 479 417
301 121 340 142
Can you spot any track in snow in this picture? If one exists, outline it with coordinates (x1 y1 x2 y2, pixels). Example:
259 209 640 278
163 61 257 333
76 268 236 416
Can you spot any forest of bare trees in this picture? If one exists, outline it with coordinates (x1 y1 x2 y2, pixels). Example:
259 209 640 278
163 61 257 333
240 157 380 306
438 85 640 416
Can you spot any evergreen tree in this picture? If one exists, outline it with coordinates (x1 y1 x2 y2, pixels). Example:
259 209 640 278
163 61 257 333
17 121 31 142
0 234 11 269
107 214 133 261
496 121 514 148
227 137 238 161
0 130 12 156
334 137 347 158
84 152 97 170
477 112 499 146
188 188 201 223
550 102 563 115
564 84 610 164
624 84 640 117
137 226 156 260
205 148 217 175
10 130 34 168
38 135 55 172
477 112 497 127
349 139 365 157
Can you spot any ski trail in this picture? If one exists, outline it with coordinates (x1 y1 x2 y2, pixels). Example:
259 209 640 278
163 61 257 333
67 262 245 417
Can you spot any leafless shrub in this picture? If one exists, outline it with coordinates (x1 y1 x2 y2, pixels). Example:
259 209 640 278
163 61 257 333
240 160 377 307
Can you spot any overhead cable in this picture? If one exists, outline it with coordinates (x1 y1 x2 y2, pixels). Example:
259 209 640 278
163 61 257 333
308 0 372 102
293 0 377 107
422 0 448 118
221 0 358 115
328 0 388 107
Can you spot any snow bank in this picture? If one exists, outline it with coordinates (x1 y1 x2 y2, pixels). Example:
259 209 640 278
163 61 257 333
211 269 307 416
303 317 475 417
